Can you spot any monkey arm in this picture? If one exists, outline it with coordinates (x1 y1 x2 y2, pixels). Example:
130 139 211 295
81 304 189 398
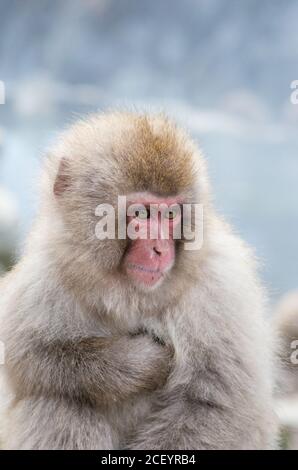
125 352 242 450
126 345 276 450
127 292 276 450
5 333 172 406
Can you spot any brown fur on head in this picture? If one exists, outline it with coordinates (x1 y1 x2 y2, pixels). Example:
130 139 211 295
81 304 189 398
40 112 211 313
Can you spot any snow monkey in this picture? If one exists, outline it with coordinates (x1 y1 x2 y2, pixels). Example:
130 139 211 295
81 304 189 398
0 112 277 449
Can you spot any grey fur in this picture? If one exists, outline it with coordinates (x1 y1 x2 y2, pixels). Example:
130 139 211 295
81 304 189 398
0 112 277 449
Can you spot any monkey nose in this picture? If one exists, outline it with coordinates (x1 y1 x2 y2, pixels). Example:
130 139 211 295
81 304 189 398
153 246 162 256
151 240 169 257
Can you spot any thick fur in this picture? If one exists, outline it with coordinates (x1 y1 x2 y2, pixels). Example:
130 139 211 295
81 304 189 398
0 112 277 449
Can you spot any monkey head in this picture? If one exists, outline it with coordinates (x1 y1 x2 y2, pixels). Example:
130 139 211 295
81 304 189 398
43 112 210 308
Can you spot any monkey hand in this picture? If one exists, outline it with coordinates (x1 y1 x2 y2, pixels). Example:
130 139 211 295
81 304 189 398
95 334 173 404
123 334 174 392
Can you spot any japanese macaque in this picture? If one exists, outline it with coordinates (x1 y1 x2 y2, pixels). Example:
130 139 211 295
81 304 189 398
0 112 277 449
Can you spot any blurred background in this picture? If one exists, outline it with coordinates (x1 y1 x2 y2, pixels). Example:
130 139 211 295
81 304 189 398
0 0 298 448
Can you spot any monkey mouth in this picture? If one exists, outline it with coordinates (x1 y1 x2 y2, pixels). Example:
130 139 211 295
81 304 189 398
126 263 161 274
126 262 165 288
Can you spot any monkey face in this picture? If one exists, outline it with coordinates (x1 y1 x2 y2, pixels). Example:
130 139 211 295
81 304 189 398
50 112 208 301
122 194 182 290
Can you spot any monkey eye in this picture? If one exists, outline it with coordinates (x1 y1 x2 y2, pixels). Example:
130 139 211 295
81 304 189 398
135 208 149 219
164 208 178 220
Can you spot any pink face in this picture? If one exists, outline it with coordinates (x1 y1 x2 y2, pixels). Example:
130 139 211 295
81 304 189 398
123 193 182 289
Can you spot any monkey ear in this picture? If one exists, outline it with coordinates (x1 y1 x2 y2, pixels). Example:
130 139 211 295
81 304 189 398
54 158 71 196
